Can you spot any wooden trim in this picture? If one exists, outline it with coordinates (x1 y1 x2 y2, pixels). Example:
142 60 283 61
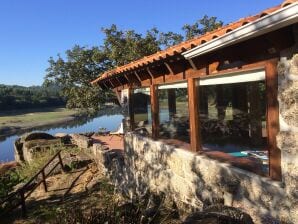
100 59 274 89
134 71 142 83
128 88 135 131
114 90 121 105
124 74 130 82
164 62 174 74
116 77 123 86
150 85 159 139
147 67 154 79
109 79 115 88
265 59 281 181
188 78 201 152
188 59 198 70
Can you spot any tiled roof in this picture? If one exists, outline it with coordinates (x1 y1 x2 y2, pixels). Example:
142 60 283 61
92 0 297 85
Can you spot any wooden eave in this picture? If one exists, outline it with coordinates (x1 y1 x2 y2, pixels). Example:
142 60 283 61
91 0 297 89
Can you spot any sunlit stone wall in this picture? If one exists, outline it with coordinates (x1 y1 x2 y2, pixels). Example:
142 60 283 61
122 133 297 223
276 24 298 224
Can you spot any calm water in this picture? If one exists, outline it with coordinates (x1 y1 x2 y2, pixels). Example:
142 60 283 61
0 113 123 162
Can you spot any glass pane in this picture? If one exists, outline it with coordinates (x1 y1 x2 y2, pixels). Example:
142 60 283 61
132 88 152 136
198 80 268 175
158 83 189 143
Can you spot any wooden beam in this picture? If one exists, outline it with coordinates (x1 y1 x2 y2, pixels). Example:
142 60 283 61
188 59 198 70
128 88 135 131
164 62 174 74
102 82 109 89
116 77 123 86
134 71 142 83
265 59 281 181
124 74 130 82
187 78 201 152
150 85 159 139
109 79 115 88
146 67 154 79
114 89 121 104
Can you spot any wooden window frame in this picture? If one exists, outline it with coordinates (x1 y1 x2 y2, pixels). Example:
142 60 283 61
190 60 281 180
129 60 281 181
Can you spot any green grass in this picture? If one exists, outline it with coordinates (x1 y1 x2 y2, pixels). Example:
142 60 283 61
0 107 78 129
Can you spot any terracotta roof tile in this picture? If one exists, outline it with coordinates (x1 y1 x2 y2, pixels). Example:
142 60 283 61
91 0 297 85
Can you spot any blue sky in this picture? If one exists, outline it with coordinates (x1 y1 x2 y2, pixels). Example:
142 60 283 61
0 0 282 86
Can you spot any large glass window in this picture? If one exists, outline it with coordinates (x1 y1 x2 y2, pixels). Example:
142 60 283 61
198 71 268 175
132 88 151 136
158 82 190 143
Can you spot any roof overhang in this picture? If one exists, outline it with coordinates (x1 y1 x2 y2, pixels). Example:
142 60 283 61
182 2 298 59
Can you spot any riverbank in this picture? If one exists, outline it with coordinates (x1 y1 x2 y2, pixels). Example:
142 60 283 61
0 107 79 138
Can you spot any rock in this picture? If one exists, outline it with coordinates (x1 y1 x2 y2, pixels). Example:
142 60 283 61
183 205 254 224
13 181 37 193
54 133 71 144
79 132 95 138
54 133 68 138
70 134 92 149
0 162 18 175
22 132 55 142
14 132 61 163
62 153 92 171
14 138 24 163
92 143 109 156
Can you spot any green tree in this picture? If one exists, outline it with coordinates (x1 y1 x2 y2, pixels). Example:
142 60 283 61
101 25 161 67
44 45 114 110
159 31 184 48
182 15 223 40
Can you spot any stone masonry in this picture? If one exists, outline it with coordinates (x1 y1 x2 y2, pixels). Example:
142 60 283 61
123 133 298 223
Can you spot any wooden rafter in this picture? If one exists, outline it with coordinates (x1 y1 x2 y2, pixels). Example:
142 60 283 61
102 82 109 89
188 59 198 70
109 79 115 88
116 77 123 86
146 67 154 79
124 74 130 82
134 71 142 83
164 62 174 74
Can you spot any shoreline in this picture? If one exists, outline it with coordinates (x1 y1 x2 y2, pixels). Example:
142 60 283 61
0 115 77 139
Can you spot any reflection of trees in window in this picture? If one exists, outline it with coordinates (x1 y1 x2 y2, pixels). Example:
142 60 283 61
132 88 151 135
198 81 267 149
158 85 189 143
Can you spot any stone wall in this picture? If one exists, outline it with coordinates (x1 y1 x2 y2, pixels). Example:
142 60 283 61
276 24 298 224
123 134 296 223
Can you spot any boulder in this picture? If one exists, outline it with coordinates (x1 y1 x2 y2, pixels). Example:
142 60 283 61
70 134 92 149
54 133 71 144
22 132 55 142
14 132 61 163
183 205 253 224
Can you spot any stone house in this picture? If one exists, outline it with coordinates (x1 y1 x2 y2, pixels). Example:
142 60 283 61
92 1 298 223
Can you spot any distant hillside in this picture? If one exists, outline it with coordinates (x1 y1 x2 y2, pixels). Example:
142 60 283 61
0 84 66 111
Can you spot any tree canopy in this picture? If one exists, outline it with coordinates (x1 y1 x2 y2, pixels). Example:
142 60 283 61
0 84 65 111
182 15 223 40
44 15 223 111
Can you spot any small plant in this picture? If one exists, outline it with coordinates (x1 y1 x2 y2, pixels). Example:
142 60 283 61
0 170 22 198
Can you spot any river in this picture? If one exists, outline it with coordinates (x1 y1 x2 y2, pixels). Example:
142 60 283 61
0 113 123 163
